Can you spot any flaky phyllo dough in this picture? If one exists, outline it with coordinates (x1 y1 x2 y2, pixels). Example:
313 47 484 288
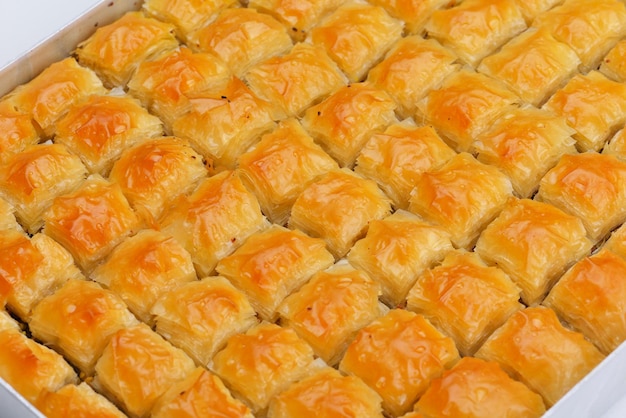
7 0 626 416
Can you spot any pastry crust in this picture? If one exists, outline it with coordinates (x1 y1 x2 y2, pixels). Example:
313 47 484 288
512 0 564 24
0 100 39 159
339 309 459 417
309 2 404 82
415 357 546 418
289 168 392 258
159 170 268 277
474 198 592 305
277 262 386 365
600 39 626 82
91 229 197 324
603 221 626 259
347 210 453 307
152 276 258 365
301 82 398 167
34 383 127 418
237 118 338 225
0 197 20 232
368 0 448 35
475 306 605 407
55 93 164 175
409 153 513 249
407 250 523 356
75 11 179 87
216 225 334 321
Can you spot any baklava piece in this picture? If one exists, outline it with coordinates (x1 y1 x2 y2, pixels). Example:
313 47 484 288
243 43 347 117
532 0 626 72
212 322 322 415
339 309 460 417
513 0 564 24
8 58 106 137
0 197 20 232
237 118 338 225
407 250 523 356
29 279 139 376
301 82 397 167
600 39 626 82
544 249 626 355
543 71 626 152
267 367 384 418
189 8 292 77
367 36 460 120
289 168 392 258
409 153 513 249
75 11 179 87
93 323 196 418
478 27 580 107
348 210 453 307
216 225 334 321
0 230 81 320
151 368 254 418
367 0 448 35
603 128 626 161
417 69 520 152
91 229 197 324
415 357 546 418
0 143 87 234
143 0 237 41
0 326 78 405
536 152 626 242
172 76 277 169
43 175 140 273
425 0 527 67
475 306 605 407
277 262 385 365
0 99 39 158
604 221 626 259
309 3 403 82
355 121 456 209
55 93 163 175
127 47 231 131
159 170 268 277
474 198 591 305
474 106 577 198
151 276 258 366
108 137 208 226
35 383 127 418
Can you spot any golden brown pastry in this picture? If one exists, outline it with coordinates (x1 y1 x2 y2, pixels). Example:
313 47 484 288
347 210 453 307
0 99 39 159
108 136 208 226
474 198 592 305
34 383 127 418
190 8 292 77
151 368 255 418
407 250 523 356
544 249 626 355
415 357 546 418
212 322 322 414
151 276 258 365
603 221 626 259
425 0 527 66
409 153 513 249
367 0 448 35
289 168 392 258
7 58 106 137
55 93 164 175
159 170 268 277
243 42 347 117
475 306 605 407
267 367 384 418
339 309 460 417
91 229 197 324
309 2 404 82
0 197 20 232
277 262 386 365
237 118 338 225
600 39 626 82
542 71 626 152
603 128 626 161
172 76 277 169
367 36 460 119
75 11 179 87
216 225 334 321
474 106 577 198
93 323 196 418
512 0 565 24
0 143 87 234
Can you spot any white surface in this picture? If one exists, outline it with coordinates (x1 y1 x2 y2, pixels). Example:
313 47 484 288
0 0 103 69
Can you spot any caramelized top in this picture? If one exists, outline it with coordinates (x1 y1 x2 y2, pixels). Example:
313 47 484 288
144 0 238 37
0 230 43 304
367 0 449 34
35 383 127 418
601 39 626 82
0 100 39 157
